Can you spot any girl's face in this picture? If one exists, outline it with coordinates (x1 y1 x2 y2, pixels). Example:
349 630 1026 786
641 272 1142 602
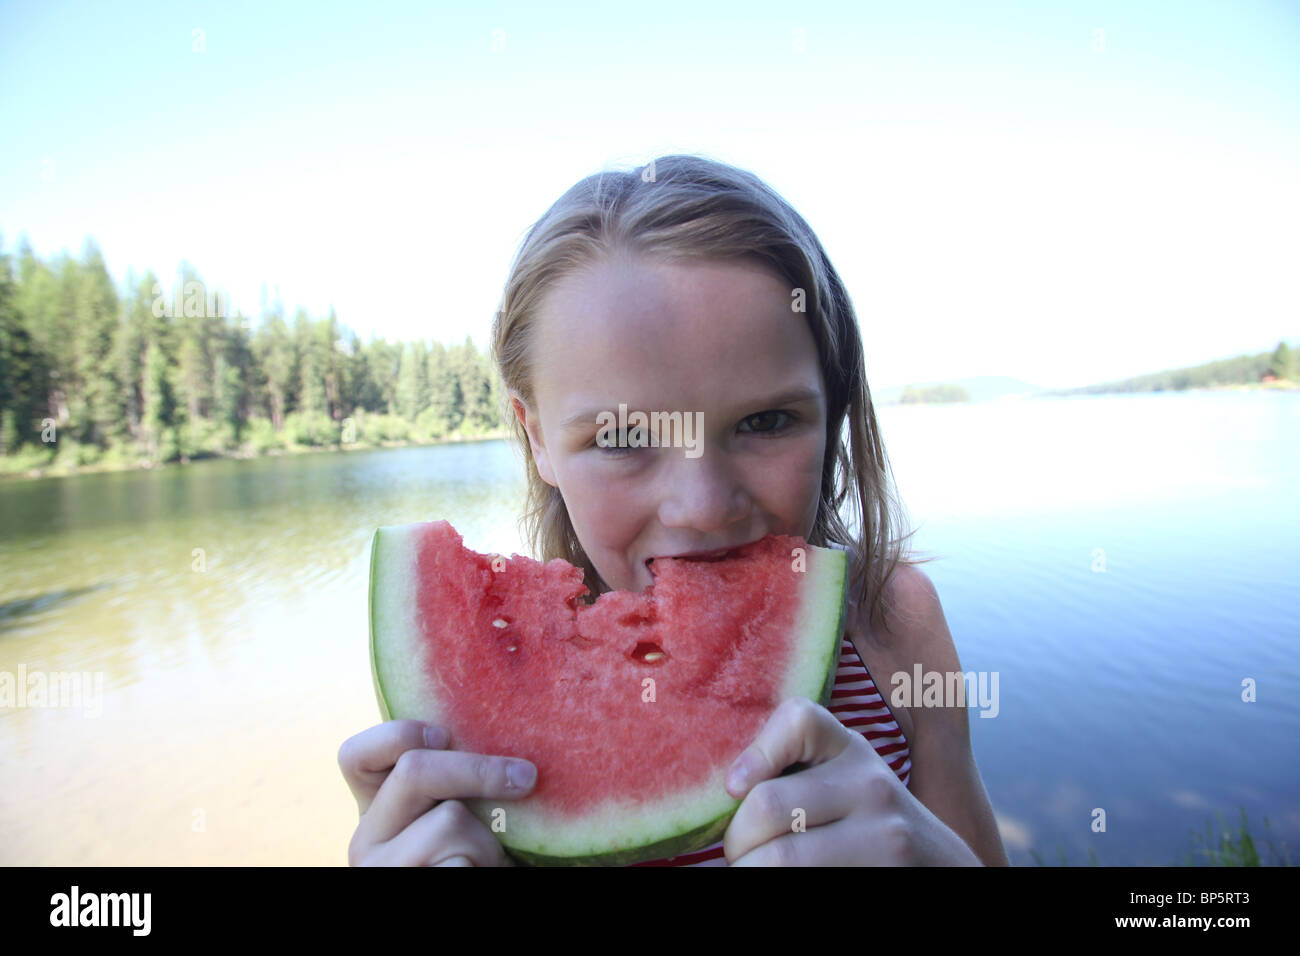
513 252 828 593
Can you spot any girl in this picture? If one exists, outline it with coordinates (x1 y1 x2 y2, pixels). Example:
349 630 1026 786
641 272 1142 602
339 154 1009 866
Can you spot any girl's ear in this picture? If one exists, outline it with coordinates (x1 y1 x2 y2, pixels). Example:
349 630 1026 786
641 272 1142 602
510 392 558 487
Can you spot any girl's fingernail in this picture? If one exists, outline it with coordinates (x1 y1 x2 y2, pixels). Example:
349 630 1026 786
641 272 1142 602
507 761 536 791
726 756 750 793
424 725 448 748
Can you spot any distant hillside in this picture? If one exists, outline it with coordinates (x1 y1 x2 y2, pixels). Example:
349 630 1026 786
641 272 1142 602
874 340 1298 405
875 375 1046 405
1045 340 1297 397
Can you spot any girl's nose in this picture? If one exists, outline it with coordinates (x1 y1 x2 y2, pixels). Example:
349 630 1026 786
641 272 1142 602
655 452 753 534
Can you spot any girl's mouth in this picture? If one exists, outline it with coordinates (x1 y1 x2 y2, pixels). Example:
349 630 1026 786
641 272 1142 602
645 546 744 568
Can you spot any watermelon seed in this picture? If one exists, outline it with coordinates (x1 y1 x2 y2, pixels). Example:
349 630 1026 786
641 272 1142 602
632 641 668 664
493 618 509 628
506 645 517 652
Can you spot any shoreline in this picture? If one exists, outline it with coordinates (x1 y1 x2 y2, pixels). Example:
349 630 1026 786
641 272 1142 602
883 379 1299 407
1044 380 1299 399
0 430 513 483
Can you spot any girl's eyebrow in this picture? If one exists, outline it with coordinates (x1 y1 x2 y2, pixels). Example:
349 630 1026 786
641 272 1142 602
559 409 611 430
748 385 823 409
557 386 823 431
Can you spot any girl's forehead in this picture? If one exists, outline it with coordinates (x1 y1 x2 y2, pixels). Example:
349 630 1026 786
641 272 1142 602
531 255 825 411
537 255 808 355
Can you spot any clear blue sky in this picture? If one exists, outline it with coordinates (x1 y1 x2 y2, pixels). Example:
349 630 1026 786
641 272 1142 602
2 0 1296 389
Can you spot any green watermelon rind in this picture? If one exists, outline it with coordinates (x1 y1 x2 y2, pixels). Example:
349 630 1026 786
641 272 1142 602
369 527 393 724
497 801 737 867
368 523 848 867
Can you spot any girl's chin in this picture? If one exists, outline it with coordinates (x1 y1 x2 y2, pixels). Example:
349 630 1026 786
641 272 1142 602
594 564 654 595
626 568 655 593
625 564 657 594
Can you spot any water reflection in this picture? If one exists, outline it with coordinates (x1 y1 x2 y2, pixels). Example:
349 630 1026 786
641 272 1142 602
0 439 530 864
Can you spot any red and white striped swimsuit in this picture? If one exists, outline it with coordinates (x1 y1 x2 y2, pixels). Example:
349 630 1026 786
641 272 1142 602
630 634 913 866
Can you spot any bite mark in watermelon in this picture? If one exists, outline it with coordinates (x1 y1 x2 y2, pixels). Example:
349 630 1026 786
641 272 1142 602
368 520 848 866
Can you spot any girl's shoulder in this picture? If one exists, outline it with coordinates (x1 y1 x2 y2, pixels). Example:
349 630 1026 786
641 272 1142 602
849 561 947 660
843 563 950 747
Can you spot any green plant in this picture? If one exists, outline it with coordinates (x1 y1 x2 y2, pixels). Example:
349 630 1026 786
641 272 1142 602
245 417 282 455
1025 807 1292 866
1181 808 1292 867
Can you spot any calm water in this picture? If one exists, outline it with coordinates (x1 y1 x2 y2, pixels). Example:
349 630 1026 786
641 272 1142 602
1 391 1296 865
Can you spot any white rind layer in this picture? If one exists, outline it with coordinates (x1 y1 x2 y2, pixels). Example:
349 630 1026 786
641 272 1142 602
781 543 851 701
370 525 449 728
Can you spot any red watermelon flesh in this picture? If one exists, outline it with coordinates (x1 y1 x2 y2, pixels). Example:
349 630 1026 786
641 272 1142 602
369 519 848 865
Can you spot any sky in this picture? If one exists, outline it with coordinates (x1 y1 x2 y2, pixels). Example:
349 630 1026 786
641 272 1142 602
1 0 1297 390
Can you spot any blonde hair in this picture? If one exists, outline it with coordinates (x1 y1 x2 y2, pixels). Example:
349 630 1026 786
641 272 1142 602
491 154 930 636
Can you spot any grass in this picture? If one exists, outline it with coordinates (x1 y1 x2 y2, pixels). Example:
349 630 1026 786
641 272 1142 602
1026 807 1292 867
0 442 56 476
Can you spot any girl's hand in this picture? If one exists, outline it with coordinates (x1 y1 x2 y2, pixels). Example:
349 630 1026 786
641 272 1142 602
722 696 982 866
338 719 537 866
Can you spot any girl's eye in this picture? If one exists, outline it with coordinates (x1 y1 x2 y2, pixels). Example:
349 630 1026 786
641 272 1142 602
591 429 642 456
596 440 632 457
739 411 791 434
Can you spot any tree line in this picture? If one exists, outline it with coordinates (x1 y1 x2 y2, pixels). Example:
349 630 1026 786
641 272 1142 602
898 384 971 405
0 236 509 471
1057 341 1296 396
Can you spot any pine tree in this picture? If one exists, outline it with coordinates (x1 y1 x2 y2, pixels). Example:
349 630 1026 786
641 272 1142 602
0 237 49 452
142 334 177 461
48 253 80 428
170 263 227 431
320 309 343 421
426 340 462 433
113 273 156 445
367 338 400 416
255 307 294 430
395 340 430 421
1268 341 1295 381
295 308 327 417
214 315 251 444
338 329 373 414
456 337 496 433
72 239 121 447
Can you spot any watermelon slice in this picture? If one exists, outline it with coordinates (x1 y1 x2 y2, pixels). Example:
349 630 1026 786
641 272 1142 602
368 520 848 866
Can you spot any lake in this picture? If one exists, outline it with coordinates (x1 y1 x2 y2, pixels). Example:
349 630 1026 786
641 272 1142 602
1 390 1296 865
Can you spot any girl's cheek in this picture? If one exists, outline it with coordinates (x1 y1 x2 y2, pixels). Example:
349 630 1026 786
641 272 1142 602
788 433 828 495
561 457 645 545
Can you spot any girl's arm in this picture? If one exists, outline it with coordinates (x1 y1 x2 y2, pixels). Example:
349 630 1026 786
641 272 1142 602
881 566 1011 867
